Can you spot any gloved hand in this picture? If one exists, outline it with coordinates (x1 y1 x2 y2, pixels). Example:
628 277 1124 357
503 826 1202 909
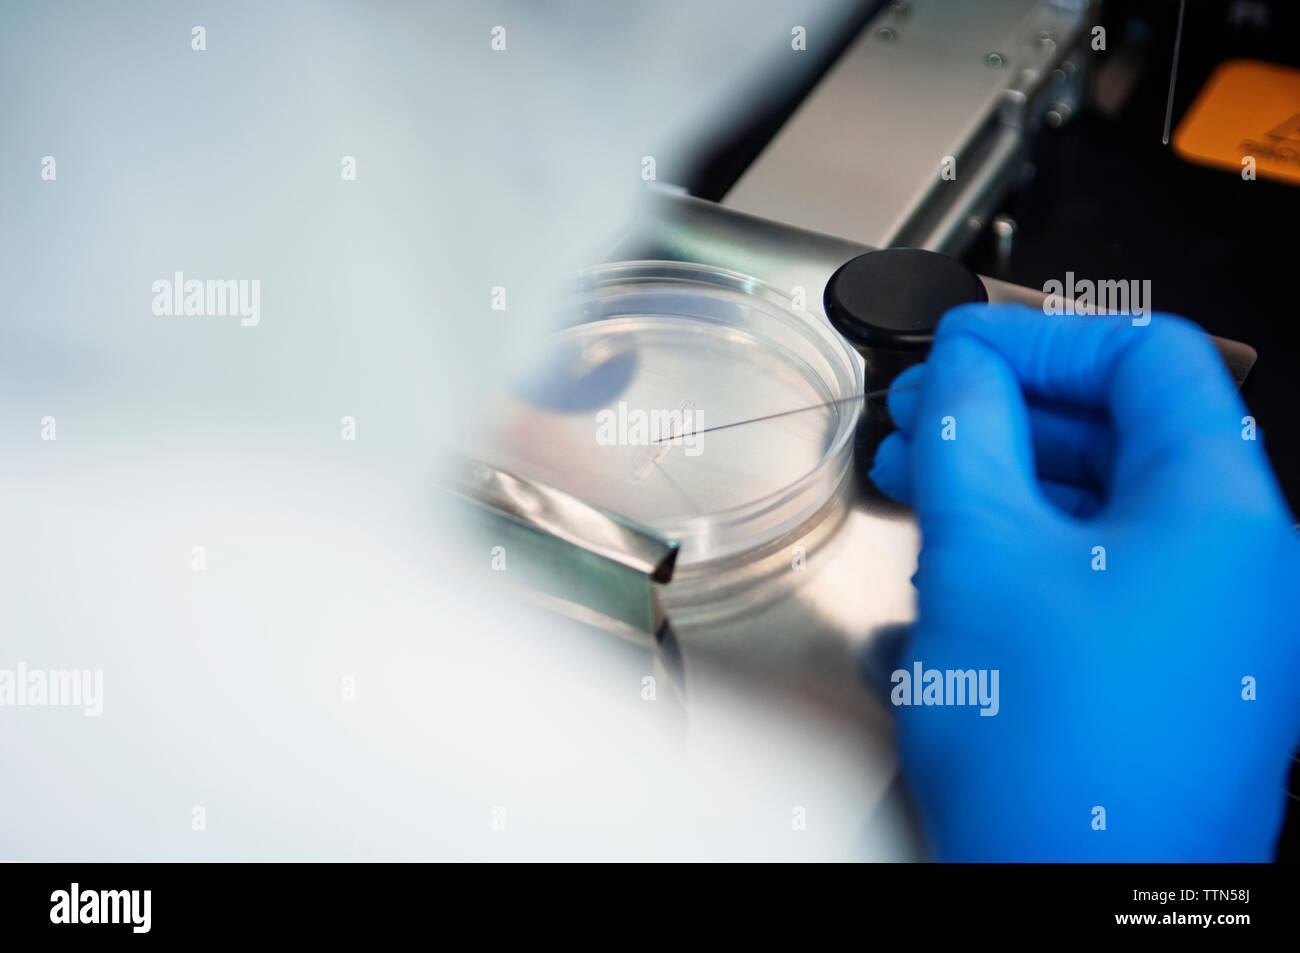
868 303 1300 861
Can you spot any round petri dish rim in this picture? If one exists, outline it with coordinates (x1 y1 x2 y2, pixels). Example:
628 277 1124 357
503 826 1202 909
568 259 865 568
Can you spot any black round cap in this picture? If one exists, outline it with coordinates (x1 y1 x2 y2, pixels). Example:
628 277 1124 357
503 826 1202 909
823 248 987 353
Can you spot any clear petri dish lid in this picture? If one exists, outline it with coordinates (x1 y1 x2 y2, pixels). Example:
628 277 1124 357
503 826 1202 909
472 260 864 568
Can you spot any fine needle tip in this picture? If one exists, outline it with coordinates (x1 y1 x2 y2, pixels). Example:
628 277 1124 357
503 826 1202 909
1162 0 1188 146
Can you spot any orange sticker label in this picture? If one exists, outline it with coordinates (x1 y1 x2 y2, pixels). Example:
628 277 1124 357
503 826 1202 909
1173 58 1300 185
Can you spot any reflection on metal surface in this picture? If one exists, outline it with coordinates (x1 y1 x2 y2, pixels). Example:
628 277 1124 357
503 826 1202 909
661 464 920 710
441 454 676 643
452 455 678 582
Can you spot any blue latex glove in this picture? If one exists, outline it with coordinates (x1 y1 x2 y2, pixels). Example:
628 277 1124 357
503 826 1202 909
869 303 1300 861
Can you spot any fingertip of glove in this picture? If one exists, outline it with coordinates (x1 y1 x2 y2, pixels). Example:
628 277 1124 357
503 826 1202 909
868 432 911 502
868 434 920 504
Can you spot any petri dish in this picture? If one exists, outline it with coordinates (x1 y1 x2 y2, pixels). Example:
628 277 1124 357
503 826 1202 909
473 261 864 568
